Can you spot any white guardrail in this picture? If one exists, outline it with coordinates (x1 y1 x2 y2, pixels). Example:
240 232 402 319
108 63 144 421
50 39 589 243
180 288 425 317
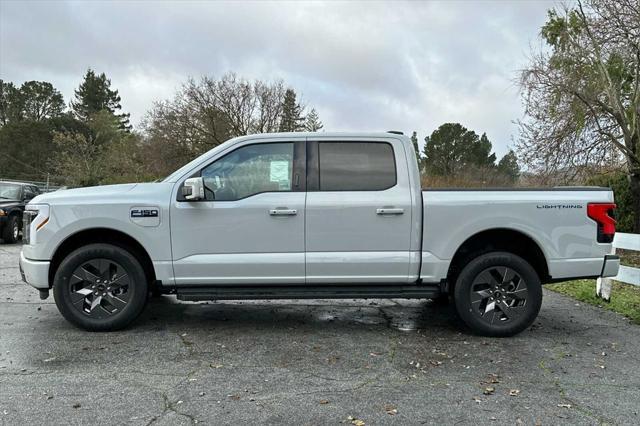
596 232 640 301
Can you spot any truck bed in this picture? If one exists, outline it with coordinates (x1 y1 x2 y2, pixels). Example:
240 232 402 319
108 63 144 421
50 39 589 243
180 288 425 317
419 188 614 282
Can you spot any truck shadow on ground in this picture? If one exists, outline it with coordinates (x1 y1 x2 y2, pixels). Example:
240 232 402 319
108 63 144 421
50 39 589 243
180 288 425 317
140 296 464 335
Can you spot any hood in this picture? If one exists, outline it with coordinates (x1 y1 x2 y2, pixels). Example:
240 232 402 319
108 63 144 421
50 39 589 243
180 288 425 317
31 183 138 205
28 182 175 207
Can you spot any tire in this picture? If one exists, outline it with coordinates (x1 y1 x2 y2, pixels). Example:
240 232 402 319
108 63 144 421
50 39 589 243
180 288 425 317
53 243 149 331
453 251 542 337
2 215 20 244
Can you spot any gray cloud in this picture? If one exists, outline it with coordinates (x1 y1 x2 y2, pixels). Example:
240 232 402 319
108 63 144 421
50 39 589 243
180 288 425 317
0 0 555 156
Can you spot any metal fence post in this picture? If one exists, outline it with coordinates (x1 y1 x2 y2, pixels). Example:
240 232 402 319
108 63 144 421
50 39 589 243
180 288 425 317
596 276 612 301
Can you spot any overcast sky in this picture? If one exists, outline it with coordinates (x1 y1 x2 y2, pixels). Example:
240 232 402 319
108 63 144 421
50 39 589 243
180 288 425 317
0 0 557 157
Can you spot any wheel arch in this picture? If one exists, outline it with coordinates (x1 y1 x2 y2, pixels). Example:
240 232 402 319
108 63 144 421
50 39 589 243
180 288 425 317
48 228 156 289
8 208 22 220
446 228 550 288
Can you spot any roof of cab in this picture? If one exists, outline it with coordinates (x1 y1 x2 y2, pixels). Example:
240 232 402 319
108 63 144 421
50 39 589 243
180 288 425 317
0 181 31 186
232 131 409 141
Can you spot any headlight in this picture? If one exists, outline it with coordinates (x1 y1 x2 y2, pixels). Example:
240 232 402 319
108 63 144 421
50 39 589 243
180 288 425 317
24 204 49 245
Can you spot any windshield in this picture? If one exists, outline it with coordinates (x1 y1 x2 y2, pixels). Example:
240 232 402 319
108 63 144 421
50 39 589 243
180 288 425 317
0 183 21 200
162 136 242 182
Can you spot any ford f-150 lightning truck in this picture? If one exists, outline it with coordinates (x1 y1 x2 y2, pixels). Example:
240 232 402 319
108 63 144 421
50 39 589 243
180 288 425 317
19 132 620 336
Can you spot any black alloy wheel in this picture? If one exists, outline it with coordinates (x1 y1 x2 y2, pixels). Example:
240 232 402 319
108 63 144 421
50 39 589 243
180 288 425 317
53 244 148 331
453 252 542 337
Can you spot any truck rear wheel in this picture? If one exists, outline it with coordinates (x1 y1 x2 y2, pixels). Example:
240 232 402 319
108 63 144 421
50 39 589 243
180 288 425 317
53 243 148 331
453 251 542 337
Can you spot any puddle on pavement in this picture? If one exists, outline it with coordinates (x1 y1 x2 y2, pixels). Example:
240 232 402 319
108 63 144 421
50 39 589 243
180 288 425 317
312 303 434 332
146 297 451 333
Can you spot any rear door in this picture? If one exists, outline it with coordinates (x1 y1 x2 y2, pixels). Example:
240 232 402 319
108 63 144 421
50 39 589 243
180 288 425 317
305 137 413 283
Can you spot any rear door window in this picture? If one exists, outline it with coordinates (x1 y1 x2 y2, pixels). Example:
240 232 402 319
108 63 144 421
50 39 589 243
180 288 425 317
318 142 396 191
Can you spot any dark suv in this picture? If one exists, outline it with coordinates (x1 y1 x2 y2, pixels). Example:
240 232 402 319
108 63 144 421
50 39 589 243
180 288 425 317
0 181 40 243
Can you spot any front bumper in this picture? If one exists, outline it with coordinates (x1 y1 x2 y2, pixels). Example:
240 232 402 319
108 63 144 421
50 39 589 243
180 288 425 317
601 254 620 278
19 250 50 289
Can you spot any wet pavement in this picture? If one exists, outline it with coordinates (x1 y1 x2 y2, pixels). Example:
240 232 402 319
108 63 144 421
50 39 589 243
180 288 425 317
1 242 639 425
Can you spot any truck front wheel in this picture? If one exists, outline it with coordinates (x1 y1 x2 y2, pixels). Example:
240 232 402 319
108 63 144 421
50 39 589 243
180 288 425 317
53 243 149 331
2 215 20 243
453 252 542 337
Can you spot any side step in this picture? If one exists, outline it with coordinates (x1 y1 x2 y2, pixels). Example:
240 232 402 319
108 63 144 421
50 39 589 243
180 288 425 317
176 285 442 302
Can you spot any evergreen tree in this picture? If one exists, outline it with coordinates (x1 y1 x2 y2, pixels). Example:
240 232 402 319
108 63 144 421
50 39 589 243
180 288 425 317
304 108 323 131
71 69 131 130
422 123 497 177
474 133 497 168
497 150 520 182
278 89 304 132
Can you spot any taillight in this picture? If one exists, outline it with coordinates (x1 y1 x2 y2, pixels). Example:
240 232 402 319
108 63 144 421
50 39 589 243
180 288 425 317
587 203 616 243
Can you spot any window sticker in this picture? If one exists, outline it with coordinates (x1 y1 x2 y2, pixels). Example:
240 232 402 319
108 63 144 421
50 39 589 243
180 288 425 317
270 160 290 188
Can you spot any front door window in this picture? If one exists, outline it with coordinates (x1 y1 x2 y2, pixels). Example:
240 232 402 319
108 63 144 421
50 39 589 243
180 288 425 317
201 143 294 201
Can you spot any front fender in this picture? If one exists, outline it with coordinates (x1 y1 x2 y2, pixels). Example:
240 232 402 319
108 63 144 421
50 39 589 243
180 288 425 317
22 204 172 264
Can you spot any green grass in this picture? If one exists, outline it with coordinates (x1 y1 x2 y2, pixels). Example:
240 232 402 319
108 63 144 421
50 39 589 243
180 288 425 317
546 279 640 325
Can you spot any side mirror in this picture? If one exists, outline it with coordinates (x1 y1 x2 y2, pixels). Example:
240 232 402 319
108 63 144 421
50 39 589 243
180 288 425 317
182 177 205 201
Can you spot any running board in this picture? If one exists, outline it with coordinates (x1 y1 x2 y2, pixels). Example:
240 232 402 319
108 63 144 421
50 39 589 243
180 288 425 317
175 285 442 302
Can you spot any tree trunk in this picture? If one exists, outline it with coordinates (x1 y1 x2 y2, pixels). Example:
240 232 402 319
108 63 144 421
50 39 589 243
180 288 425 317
629 171 640 234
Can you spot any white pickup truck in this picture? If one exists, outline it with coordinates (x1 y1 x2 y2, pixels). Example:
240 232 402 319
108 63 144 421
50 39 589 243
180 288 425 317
19 132 620 336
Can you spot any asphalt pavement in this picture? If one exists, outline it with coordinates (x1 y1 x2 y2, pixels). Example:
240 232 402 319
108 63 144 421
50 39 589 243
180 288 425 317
1 242 639 425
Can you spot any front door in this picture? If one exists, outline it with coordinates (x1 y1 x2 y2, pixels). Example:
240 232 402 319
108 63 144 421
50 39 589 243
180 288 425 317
170 139 306 285
305 138 414 283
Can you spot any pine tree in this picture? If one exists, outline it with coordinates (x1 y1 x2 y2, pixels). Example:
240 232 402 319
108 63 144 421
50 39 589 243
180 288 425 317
497 150 520 182
304 108 323 131
71 69 131 130
422 123 497 177
474 133 497 167
278 89 304 132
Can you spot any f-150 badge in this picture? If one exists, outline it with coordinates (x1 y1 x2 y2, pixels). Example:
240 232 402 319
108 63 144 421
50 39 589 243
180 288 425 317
130 207 160 227
131 209 159 218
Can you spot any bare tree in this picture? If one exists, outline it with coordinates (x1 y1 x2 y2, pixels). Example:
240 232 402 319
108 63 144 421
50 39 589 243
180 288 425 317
516 0 640 231
142 73 323 177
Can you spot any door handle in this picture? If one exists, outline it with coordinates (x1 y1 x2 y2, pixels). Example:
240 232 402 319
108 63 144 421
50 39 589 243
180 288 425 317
376 208 404 215
269 209 297 216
